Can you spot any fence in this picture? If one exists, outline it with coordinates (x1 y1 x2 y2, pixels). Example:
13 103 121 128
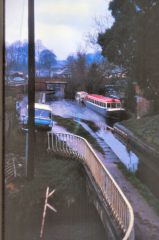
47 132 134 240
5 158 17 183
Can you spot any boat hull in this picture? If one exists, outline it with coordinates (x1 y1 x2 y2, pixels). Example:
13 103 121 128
84 101 125 119
84 101 106 116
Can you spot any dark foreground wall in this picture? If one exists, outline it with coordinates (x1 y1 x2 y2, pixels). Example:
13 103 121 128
0 0 4 238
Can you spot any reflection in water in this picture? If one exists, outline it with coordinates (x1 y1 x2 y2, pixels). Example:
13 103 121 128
100 130 139 172
125 146 139 172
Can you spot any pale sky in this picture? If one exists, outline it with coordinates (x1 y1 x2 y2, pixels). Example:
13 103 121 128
6 0 113 60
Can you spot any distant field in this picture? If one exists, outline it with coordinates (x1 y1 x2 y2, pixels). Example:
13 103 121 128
121 114 159 150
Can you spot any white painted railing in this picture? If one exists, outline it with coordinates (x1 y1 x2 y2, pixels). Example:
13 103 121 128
47 132 134 240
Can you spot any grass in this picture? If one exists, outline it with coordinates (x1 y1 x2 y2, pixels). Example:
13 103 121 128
53 115 104 154
117 162 159 215
121 114 159 151
7 156 85 207
5 155 85 240
80 119 100 132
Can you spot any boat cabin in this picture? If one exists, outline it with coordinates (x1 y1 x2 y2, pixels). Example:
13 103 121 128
75 91 88 102
86 94 121 109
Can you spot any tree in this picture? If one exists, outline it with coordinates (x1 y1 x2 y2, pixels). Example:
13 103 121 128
135 0 159 111
98 0 159 113
66 52 88 98
6 41 28 73
39 49 56 75
98 0 137 73
86 63 104 94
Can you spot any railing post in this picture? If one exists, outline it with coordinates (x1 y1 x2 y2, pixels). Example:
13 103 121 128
47 132 50 150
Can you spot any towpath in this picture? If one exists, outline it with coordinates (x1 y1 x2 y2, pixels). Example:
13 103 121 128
51 99 159 240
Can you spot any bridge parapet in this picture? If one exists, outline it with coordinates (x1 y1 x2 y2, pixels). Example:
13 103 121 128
47 132 134 240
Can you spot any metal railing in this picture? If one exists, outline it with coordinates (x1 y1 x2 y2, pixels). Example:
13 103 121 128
47 132 134 240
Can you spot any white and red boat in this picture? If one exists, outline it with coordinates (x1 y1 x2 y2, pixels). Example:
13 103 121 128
75 91 88 103
83 94 125 119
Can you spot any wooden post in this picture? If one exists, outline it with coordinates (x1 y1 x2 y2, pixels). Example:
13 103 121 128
40 187 57 239
27 0 35 180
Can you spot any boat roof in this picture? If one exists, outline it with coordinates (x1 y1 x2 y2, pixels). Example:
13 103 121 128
34 103 52 111
87 94 120 103
76 91 88 95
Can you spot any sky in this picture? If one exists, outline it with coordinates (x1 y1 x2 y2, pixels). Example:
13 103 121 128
6 0 113 60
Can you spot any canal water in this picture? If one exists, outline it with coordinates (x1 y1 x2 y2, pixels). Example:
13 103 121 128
47 99 159 199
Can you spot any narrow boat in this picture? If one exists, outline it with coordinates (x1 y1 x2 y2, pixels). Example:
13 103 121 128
83 94 125 119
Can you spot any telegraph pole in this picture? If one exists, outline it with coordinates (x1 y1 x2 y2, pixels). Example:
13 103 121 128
27 0 35 180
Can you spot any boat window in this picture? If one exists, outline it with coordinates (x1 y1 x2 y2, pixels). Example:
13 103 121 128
107 103 111 108
111 103 116 108
117 103 121 108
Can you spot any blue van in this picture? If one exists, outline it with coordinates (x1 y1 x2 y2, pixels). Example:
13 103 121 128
21 103 53 131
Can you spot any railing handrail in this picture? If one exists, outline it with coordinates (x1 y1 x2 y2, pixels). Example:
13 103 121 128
47 132 134 240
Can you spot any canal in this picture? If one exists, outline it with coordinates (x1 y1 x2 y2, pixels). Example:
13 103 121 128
8 95 158 239
48 99 159 200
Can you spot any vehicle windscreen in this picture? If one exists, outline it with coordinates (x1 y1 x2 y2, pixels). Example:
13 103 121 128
35 109 51 118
